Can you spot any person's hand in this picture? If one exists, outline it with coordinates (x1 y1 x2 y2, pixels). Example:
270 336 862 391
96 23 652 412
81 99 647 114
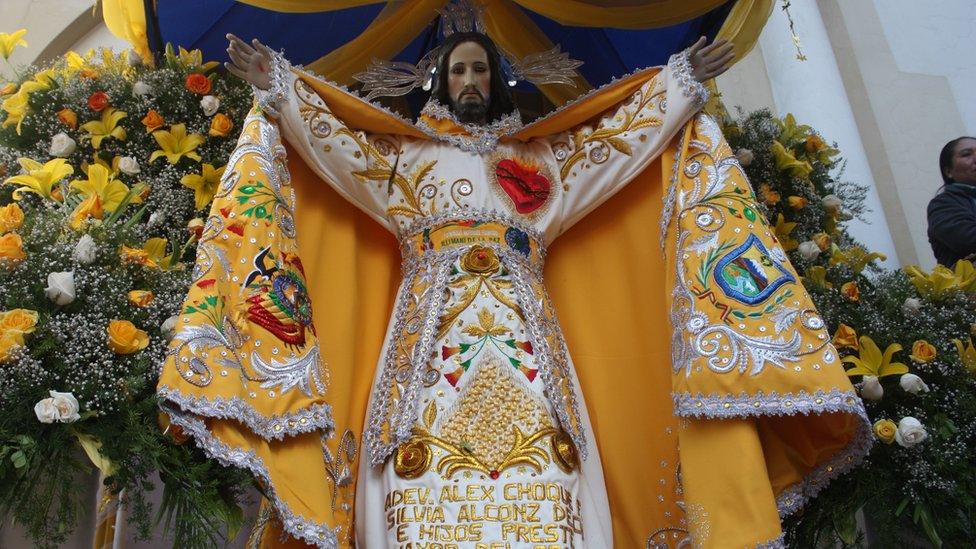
224 34 273 90
688 37 735 82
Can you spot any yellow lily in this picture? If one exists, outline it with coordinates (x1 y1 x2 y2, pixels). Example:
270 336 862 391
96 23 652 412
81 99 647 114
841 335 909 378
773 213 799 251
3 158 73 200
70 164 130 213
181 163 226 210
80 108 127 149
61 51 90 78
828 245 887 275
82 153 120 179
144 237 177 269
150 124 204 164
770 141 813 179
165 45 220 73
803 265 832 289
0 29 27 60
904 260 976 299
952 338 976 376
775 113 813 145
1 70 56 134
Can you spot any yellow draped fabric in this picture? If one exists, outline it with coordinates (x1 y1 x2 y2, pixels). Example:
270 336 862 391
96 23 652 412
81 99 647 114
159 68 869 547
305 0 448 83
236 0 385 12
510 0 729 28
101 0 152 64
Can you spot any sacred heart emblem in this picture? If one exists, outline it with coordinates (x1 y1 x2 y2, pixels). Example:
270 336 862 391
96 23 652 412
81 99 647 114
494 158 552 214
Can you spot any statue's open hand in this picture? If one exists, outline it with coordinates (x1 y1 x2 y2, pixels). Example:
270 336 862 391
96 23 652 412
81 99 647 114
688 36 735 82
224 33 273 90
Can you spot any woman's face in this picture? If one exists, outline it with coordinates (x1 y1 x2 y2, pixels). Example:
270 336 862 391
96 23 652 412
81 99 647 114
947 138 976 185
447 41 491 117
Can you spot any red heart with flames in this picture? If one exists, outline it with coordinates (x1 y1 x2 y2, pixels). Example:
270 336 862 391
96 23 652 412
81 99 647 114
495 158 551 214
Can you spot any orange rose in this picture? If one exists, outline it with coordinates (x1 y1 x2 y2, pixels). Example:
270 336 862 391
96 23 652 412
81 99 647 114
107 319 149 354
127 290 155 307
910 340 937 363
0 233 26 266
831 323 858 349
0 202 25 233
87 91 109 112
79 68 98 79
185 73 212 95
787 196 809 210
141 110 164 133
209 113 234 137
841 281 860 302
57 108 78 129
759 183 781 206
805 135 826 153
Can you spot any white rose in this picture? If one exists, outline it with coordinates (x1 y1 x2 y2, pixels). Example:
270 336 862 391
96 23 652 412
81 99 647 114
72 234 97 264
899 373 930 395
200 95 220 116
49 390 80 422
860 375 883 401
49 132 76 158
34 398 58 423
44 271 76 306
161 315 179 341
902 297 922 315
798 241 821 261
127 49 143 66
133 81 151 97
821 194 842 211
118 156 141 175
735 148 755 166
895 416 928 448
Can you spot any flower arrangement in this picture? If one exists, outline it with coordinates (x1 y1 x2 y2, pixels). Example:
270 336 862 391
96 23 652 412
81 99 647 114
0 34 254 548
724 110 976 547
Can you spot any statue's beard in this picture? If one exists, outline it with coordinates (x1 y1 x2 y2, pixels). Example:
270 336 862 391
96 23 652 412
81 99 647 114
452 92 489 124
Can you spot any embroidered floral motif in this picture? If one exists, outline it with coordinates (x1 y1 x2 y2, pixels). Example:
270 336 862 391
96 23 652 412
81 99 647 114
441 308 535 386
398 356 557 479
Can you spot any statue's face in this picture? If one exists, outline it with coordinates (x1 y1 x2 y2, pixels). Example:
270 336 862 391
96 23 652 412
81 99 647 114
447 41 491 123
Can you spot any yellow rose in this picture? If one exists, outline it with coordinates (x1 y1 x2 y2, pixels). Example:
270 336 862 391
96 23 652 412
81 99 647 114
759 183 781 206
0 202 25 233
909 340 937 363
127 290 155 307
209 113 234 137
841 281 860 302
0 232 26 266
460 245 500 275
832 323 858 349
0 308 38 335
787 196 809 210
0 330 25 363
873 418 897 444
812 232 831 252
57 108 77 129
107 319 149 355
393 439 431 479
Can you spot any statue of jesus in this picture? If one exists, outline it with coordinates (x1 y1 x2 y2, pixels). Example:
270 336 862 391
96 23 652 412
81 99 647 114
157 27 870 549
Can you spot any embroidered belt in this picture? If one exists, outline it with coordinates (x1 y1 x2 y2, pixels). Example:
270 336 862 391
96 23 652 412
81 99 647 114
399 219 546 272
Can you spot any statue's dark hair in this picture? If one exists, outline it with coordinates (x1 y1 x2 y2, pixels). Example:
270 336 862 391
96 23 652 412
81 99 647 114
939 136 976 184
430 32 516 123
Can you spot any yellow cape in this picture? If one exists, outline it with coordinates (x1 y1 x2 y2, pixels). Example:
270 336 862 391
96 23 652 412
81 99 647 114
159 68 870 548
